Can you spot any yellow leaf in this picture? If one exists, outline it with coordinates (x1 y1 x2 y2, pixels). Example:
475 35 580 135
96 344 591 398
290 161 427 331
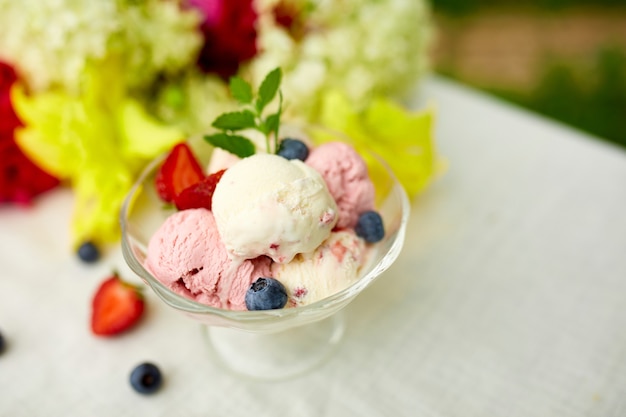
71 163 135 246
119 99 184 159
11 85 78 178
11 58 182 246
316 90 443 198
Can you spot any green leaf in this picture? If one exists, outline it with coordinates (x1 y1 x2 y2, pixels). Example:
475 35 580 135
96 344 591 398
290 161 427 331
272 90 283 153
229 76 253 104
255 123 269 135
203 133 256 158
211 110 257 131
264 112 280 135
256 67 282 113
266 91 283 134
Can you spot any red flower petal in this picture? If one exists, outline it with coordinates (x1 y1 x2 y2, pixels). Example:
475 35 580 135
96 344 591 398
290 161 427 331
187 0 259 78
0 61 60 206
0 141 60 205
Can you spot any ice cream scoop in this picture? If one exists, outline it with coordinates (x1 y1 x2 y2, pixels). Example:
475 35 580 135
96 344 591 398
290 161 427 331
212 153 338 264
272 230 366 307
145 208 272 310
306 141 375 229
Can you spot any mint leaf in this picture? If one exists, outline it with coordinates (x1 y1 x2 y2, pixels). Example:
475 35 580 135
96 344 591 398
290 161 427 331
256 67 282 113
204 133 256 158
229 76 253 104
258 90 282 152
264 113 280 135
255 123 269 135
205 67 283 156
212 110 257 131
271 91 283 153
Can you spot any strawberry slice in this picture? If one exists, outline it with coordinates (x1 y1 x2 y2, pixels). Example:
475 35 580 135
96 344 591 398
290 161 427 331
174 169 226 211
91 273 145 337
155 142 205 203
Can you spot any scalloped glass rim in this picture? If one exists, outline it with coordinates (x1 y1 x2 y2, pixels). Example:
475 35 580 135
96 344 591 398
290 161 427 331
120 127 410 331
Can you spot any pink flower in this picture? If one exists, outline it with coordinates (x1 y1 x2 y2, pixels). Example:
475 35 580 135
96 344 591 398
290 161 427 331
187 0 259 78
0 61 59 206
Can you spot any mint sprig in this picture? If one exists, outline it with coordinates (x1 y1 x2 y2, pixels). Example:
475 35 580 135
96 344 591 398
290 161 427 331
211 110 256 131
229 77 253 104
256 67 282 113
204 68 283 158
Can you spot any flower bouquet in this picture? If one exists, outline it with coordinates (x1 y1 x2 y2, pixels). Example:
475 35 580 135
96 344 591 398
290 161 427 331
0 0 439 255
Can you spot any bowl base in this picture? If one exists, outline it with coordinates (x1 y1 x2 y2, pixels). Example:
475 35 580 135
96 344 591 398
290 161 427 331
203 311 346 380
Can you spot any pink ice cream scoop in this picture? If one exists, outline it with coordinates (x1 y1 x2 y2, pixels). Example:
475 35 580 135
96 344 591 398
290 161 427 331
306 141 375 229
144 208 272 310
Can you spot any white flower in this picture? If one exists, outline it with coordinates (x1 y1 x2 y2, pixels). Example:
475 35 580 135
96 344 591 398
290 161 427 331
0 0 118 92
0 0 201 92
250 0 433 118
115 0 203 89
155 71 234 134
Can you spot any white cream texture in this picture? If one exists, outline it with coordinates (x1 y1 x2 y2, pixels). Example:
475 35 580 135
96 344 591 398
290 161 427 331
212 154 338 264
272 230 366 307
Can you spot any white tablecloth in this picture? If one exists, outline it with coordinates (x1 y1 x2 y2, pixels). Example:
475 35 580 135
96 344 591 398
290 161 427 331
2 76 626 416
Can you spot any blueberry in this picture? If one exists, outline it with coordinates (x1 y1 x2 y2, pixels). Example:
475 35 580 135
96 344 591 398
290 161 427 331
130 362 162 394
277 138 309 161
245 278 288 310
0 330 6 355
77 241 100 263
355 210 385 243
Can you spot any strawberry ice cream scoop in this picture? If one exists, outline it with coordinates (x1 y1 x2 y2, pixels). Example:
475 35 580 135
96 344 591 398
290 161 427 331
212 154 338 264
305 142 375 229
144 208 272 310
272 230 367 307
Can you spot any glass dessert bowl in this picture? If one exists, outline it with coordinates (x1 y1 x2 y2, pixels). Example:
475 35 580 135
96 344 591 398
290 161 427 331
120 126 410 380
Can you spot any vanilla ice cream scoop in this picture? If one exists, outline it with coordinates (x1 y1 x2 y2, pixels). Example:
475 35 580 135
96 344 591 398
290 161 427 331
212 153 338 264
272 230 367 307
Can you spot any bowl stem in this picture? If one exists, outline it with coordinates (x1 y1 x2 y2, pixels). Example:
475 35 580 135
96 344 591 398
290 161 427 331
202 311 346 380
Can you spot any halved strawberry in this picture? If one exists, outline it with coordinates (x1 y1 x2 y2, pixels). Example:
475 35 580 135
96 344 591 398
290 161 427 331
155 142 205 203
91 273 145 337
174 169 226 211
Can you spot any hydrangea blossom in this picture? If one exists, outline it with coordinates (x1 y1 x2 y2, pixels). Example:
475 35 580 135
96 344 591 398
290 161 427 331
0 0 202 92
114 0 203 89
249 0 433 119
0 0 117 92
154 71 235 133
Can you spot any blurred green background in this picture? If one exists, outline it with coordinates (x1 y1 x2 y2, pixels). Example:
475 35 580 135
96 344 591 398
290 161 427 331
431 0 626 148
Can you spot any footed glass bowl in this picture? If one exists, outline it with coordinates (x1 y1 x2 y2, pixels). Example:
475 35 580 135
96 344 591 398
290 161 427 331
120 126 410 380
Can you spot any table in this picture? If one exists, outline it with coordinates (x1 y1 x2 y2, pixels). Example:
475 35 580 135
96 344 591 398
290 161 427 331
2 76 626 416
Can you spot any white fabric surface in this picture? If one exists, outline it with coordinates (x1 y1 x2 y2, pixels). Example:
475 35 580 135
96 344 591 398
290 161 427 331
1 76 626 416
